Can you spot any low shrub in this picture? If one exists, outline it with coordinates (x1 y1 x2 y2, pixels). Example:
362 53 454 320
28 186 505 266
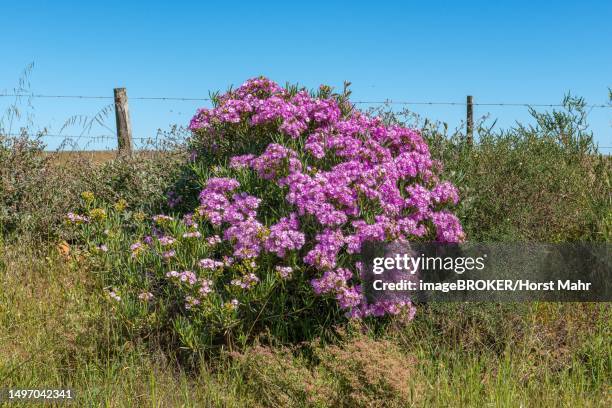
370 95 611 242
0 133 49 237
422 96 611 242
0 131 183 240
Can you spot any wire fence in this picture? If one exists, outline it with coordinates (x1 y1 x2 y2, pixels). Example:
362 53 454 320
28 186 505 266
3 133 159 141
1 92 610 149
1 92 612 108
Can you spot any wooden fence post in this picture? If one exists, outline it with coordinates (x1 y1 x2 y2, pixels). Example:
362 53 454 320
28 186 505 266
466 95 474 145
114 88 133 156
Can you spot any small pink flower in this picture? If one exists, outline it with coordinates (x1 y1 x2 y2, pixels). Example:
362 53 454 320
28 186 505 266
185 296 200 310
206 235 222 245
199 279 213 296
199 258 224 270
152 214 173 223
108 290 121 302
158 236 176 246
162 250 176 259
275 266 293 279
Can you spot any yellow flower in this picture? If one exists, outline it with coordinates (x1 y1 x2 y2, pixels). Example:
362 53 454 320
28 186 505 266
134 211 146 222
89 208 107 222
257 226 271 240
81 191 95 203
114 199 128 213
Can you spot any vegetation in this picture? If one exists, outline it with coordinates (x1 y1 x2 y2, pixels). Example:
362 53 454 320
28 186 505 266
0 79 610 406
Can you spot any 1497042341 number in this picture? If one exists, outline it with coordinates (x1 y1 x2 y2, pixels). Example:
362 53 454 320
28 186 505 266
1 389 74 401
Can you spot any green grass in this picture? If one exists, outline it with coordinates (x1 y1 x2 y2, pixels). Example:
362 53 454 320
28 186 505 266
1 243 609 407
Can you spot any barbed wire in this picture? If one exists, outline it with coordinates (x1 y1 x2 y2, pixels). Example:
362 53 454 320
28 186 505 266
354 101 612 108
2 132 168 141
0 93 211 101
1 93 611 108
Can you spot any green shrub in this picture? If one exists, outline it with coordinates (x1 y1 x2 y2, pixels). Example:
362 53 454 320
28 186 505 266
0 132 184 240
0 133 49 237
375 95 611 242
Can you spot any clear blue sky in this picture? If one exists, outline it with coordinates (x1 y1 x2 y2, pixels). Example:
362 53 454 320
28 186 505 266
1 0 610 150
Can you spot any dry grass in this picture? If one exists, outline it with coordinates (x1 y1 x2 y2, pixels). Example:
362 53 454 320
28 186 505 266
48 150 117 165
47 150 163 165
234 333 422 408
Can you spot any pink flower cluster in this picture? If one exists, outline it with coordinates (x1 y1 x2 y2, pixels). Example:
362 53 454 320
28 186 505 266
198 178 261 227
185 296 200 310
263 213 305 257
166 270 215 308
189 78 340 138
303 229 345 270
189 77 465 319
251 143 302 180
206 235 222 246
67 212 89 223
158 236 176 246
311 268 362 309
198 258 224 270
166 270 197 285
275 266 293 279
138 292 154 301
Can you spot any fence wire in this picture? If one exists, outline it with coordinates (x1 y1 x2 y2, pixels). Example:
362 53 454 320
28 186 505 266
1 92 610 149
1 92 611 108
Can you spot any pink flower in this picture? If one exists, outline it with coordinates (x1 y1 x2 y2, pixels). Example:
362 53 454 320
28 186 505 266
264 213 305 257
162 250 176 259
206 235 222 246
107 290 121 302
230 154 255 169
67 212 90 223
158 236 176 246
199 279 213 296
275 266 293 279
185 296 200 310
198 258 224 270
152 214 173 223
167 270 197 285
182 231 202 239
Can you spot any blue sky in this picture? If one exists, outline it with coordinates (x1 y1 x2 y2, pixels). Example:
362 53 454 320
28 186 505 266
1 1 610 150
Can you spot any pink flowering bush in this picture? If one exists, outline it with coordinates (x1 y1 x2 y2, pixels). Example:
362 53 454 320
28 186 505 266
71 77 464 352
